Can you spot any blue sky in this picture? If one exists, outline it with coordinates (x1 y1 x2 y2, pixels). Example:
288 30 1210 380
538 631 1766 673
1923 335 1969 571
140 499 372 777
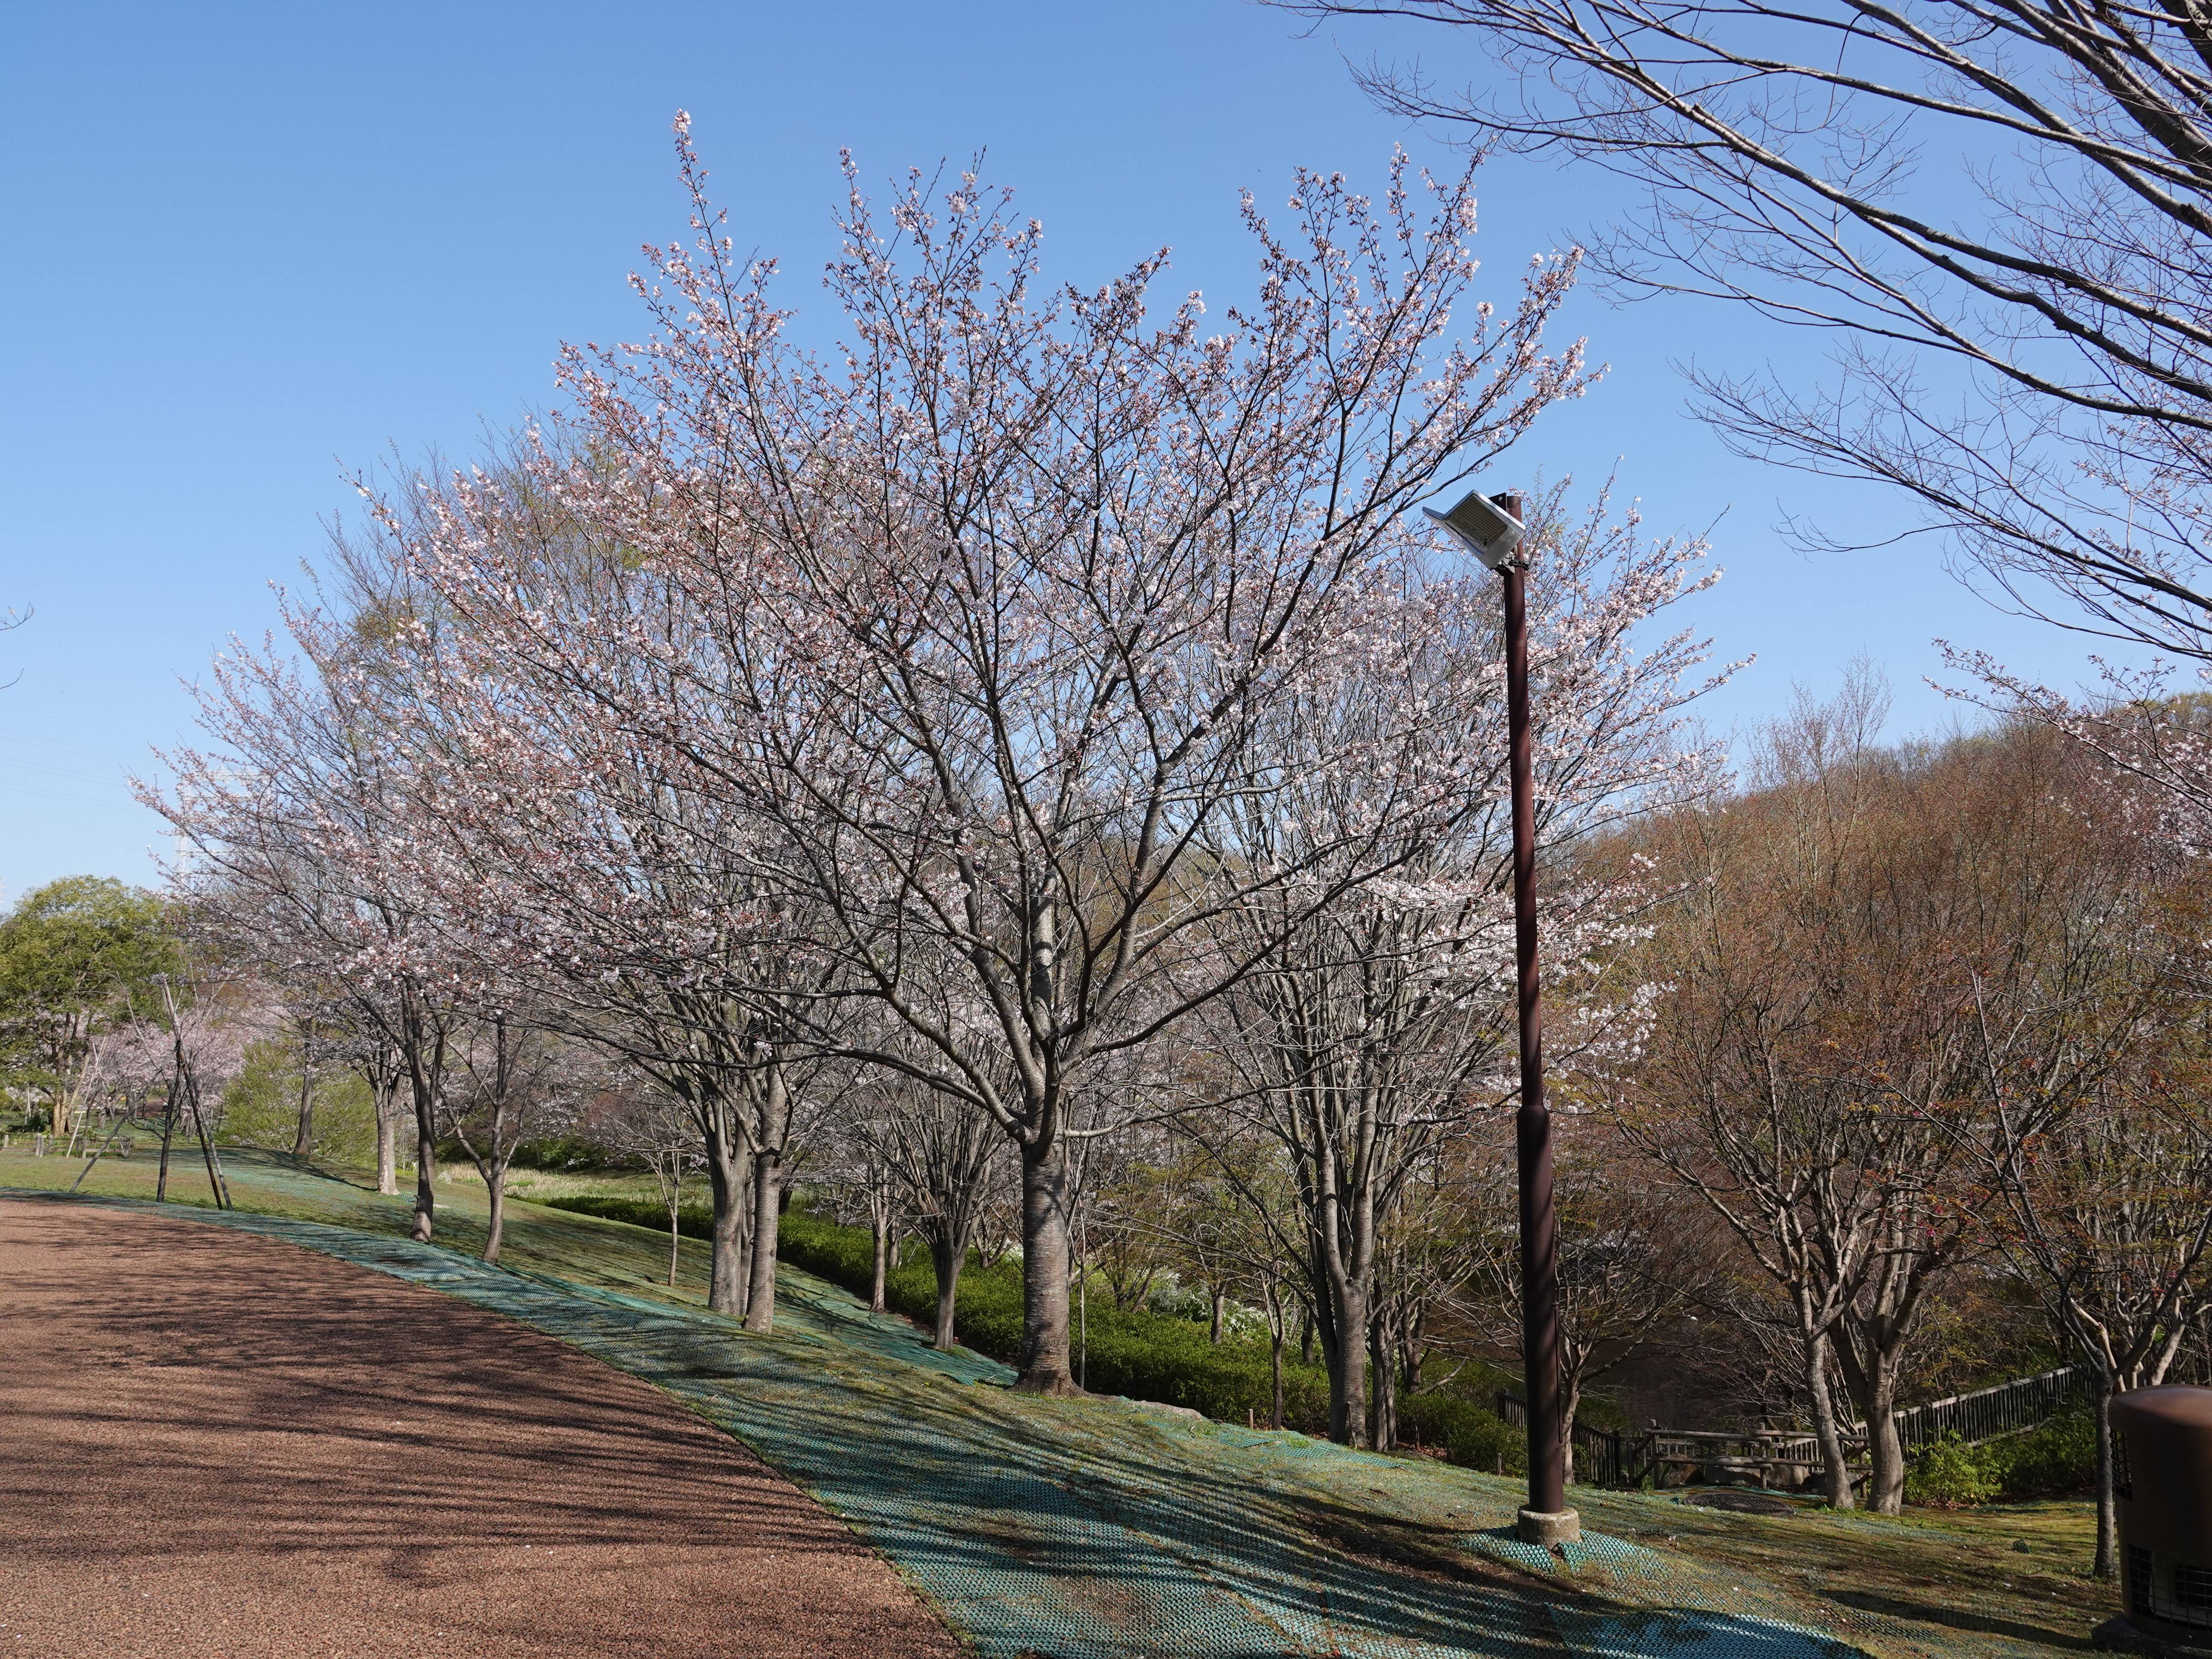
0 0 2127 900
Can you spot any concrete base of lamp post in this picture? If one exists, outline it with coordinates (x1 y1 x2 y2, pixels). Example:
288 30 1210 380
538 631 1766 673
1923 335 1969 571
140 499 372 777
1517 1507 1582 1547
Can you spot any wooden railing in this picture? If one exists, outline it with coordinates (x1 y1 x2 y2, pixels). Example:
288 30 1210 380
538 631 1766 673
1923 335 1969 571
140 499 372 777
1497 1363 2087 1489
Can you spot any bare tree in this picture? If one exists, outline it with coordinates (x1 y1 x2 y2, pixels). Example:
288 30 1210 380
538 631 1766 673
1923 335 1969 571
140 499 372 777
1188 484 1720 1444
604 1079 706 1286
443 1012 579 1264
1956 814 2212 1573
1280 0 2212 659
1616 677 2160 1509
846 1065 1005 1350
1462 1128 1715 1479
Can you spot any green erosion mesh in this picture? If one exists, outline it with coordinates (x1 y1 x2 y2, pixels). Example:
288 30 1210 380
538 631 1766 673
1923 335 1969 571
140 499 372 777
15 1189 1892 1659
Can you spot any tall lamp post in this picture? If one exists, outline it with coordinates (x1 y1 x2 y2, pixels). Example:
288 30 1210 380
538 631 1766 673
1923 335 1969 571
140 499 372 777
1424 488 1580 1548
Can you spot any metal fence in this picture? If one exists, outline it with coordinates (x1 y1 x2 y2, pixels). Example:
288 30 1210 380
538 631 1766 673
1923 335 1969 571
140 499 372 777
1494 1392 1645 1487
1878 1365 2089 1453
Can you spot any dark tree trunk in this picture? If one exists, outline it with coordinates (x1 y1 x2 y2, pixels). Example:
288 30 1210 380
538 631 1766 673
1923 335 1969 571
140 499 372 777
1210 1286 1226 1343
870 1212 889 1314
1320 1277 1369 1447
2096 1382 2120 1579
744 1145 783 1333
1269 1289 1286 1431
929 1231 965 1352
741 1065 792 1333
292 1057 314 1158
1805 1328 1856 1510
1835 1317 1913 1514
1367 1314 1398 1452
483 1163 506 1264
155 1077 179 1202
410 1090 437 1243
1016 1135 1077 1393
704 1136 749 1317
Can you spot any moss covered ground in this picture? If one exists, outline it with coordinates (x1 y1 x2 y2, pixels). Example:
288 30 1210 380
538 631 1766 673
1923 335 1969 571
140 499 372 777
1 1142 2121 1659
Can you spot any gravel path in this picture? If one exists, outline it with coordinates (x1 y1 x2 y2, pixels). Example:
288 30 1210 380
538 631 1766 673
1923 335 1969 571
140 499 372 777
0 1198 959 1659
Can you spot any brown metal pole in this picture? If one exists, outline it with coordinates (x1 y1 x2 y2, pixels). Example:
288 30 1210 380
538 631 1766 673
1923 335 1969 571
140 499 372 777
1499 493 1577 1544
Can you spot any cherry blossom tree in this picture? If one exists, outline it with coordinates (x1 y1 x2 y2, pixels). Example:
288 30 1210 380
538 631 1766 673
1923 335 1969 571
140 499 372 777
240 121 1602 1389
444 1010 583 1263
141 623 473 1245
508 125 1601 1393
319 472 849 1328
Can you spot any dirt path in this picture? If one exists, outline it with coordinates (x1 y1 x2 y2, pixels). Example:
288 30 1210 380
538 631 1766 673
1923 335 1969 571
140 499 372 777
0 1198 959 1659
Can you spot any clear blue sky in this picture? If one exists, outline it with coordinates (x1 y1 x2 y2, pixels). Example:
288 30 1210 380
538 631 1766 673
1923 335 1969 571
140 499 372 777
0 0 2125 901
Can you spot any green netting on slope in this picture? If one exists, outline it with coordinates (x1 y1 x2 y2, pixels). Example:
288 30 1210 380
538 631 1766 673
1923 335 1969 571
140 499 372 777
21 1191 1875 1659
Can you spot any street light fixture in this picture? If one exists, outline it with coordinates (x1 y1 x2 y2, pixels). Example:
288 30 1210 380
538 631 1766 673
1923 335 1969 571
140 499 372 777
1421 491 1525 571
1425 487 1579 1549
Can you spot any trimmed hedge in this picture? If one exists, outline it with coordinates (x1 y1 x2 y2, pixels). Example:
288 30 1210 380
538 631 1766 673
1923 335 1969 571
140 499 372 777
539 1191 1522 1463
542 1191 714 1235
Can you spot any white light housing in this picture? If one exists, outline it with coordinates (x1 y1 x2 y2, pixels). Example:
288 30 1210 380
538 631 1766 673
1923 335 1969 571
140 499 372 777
1423 490 1525 570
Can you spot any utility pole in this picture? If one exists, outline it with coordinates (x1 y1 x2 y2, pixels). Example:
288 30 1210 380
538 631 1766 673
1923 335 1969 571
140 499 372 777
1424 486 1578 1548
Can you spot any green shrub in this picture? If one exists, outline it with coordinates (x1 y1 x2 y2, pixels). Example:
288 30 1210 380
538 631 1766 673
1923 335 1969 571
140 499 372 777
1987 1405 2097 1499
1905 1434 2002 1507
1902 1406 2098 1507
511 1136 627 1171
216 1042 377 1167
1403 1394 1526 1475
542 1191 1534 1452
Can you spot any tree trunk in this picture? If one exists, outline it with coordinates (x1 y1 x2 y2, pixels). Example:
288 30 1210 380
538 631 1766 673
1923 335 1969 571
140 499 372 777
483 1163 506 1265
704 1137 748 1317
1835 1322 1912 1514
1805 1329 1856 1509
2095 1382 2120 1579
1016 1135 1077 1393
1267 1284 1286 1430
741 1065 792 1333
155 1076 180 1202
1300 1305 1315 1367
928 1230 965 1352
1320 1280 1370 1447
870 1210 889 1314
1561 1372 1584 1487
1862 1378 1906 1515
374 1081 397 1196
1367 1315 1398 1452
292 1055 314 1158
410 1089 437 1243
1210 1286 1226 1343
667 1187 682 1287
744 1145 783 1333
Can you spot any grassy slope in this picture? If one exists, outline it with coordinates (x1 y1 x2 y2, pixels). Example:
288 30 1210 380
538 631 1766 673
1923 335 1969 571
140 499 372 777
0 1142 2120 1657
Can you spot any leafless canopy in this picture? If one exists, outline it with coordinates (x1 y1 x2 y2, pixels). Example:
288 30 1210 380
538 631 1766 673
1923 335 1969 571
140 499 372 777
1281 0 2212 655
